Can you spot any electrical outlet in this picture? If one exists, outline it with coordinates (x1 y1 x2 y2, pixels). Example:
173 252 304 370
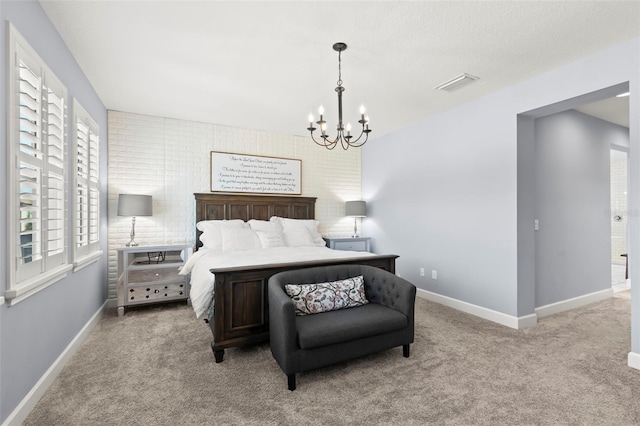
431 270 438 280
420 268 425 277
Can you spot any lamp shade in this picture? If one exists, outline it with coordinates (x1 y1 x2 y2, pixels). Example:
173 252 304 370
345 200 366 217
117 194 153 217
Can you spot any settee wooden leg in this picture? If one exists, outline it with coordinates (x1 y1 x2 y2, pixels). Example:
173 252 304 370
403 344 410 358
287 374 296 391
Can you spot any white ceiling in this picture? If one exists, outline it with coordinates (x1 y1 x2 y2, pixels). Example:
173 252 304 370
40 1 639 138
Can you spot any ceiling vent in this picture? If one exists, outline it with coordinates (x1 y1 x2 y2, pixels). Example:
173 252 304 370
434 73 479 92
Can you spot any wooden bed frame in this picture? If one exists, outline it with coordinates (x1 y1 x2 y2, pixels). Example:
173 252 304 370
194 192 398 362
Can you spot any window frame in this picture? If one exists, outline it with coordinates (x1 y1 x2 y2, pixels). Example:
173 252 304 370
6 23 72 304
72 99 102 270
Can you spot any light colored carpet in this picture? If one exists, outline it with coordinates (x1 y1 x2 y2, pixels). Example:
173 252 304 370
24 291 640 425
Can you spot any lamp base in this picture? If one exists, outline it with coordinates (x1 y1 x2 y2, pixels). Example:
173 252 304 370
352 217 359 239
125 217 138 247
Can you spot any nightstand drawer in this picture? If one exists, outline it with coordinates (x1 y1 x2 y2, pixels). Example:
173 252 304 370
324 237 371 253
127 267 181 284
126 282 187 305
333 240 367 251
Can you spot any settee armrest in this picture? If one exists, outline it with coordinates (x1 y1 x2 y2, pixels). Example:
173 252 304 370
268 280 299 372
363 266 416 319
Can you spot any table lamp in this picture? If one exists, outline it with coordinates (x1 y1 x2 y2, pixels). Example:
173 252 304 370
345 200 366 238
117 194 152 246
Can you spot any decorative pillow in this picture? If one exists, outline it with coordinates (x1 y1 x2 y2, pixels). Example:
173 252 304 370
285 276 368 316
220 227 261 252
255 230 286 248
197 219 247 251
282 227 316 247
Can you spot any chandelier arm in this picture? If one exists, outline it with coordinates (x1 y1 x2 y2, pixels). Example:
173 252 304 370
310 132 338 149
343 128 369 147
341 133 350 150
336 128 368 149
349 131 369 147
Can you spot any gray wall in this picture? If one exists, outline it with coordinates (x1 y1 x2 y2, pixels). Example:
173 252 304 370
363 95 520 316
534 110 628 307
362 37 639 325
0 1 108 423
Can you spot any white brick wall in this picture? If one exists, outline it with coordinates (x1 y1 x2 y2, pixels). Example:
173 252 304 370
107 110 362 298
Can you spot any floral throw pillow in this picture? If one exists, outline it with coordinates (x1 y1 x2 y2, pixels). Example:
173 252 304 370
285 276 368 316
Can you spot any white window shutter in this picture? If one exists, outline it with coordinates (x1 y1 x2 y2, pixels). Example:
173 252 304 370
7 24 71 300
73 99 101 262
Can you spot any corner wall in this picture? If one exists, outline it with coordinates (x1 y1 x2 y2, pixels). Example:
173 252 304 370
362 38 639 325
0 1 108 423
107 111 362 299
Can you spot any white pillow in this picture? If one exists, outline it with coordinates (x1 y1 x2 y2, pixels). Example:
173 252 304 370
196 219 246 232
283 227 317 247
269 216 285 230
221 227 261 252
279 217 326 247
197 220 247 251
248 219 281 233
255 230 287 248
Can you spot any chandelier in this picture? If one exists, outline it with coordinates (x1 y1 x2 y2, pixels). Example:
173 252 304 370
307 42 371 150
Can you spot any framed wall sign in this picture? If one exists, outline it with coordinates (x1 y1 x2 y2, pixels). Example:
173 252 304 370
210 151 302 195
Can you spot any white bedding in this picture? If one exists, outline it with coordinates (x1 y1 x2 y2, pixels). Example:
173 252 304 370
179 246 375 318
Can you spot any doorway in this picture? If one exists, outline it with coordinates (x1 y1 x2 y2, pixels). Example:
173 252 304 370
517 82 630 318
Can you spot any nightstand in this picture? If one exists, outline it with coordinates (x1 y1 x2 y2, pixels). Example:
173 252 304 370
324 237 371 252
116 244 191 316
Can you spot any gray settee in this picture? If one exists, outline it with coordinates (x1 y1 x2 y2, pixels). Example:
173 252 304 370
268 264 416 390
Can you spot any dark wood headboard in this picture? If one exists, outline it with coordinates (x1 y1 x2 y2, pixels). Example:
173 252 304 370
194 193 317 250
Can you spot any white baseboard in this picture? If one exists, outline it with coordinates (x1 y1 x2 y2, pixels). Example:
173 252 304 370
628 352 640 370
416 288 537 330
2 301 107 426
535 288 613 319
416 287 615 331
